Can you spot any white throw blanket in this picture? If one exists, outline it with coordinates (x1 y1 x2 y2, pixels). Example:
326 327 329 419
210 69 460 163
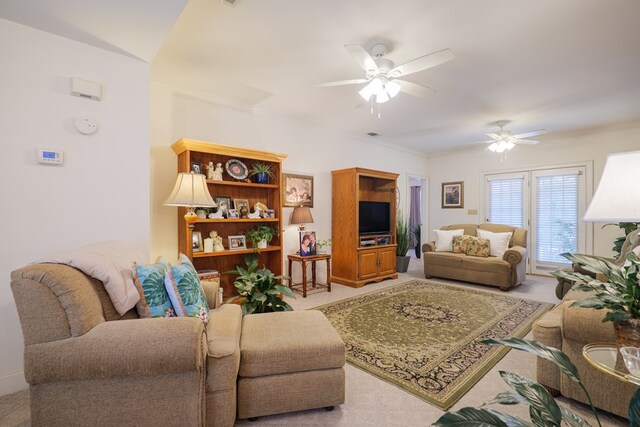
40 240 147 315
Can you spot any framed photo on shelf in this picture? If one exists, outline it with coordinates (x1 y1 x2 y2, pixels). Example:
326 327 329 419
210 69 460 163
263 209 275 218
228 235 246 250
190 161 202 175
283 173 314 207
233 199 249 210
192 231 203 252
227 209 240 219
214 196 232 216
299 231 317 257
442 181 464 209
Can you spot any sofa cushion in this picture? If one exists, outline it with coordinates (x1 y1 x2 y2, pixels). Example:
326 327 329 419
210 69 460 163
478 223 527 248
165 254 210 324
477 229 513 258
423 251 465 268
465 236 490 257
452 235 473 254
459 255 511 274
441 224 479 237
434 229 464 252
133 258 175 318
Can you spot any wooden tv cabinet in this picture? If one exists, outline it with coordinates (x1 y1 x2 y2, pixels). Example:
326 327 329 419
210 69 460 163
331 167 399 287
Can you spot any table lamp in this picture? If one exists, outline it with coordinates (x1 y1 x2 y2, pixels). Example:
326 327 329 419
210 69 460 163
291 206 314 231
164 172 216 228
583 150 640 222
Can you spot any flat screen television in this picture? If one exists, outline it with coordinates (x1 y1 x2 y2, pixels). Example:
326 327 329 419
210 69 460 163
359 201 391 235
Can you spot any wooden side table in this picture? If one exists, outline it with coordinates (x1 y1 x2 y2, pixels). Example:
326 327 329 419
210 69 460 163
287 254 331 298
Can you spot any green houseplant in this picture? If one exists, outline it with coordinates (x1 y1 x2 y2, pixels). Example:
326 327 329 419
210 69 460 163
602 222 640 256
412 224 421 259
246 224 279 249
226 254 293 315
249 161 275 184
551 251 640 347
396 212 411 273
434 337 640 426
317 238 331 254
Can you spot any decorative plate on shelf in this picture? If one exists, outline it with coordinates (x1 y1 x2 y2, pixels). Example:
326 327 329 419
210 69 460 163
225 159 248 180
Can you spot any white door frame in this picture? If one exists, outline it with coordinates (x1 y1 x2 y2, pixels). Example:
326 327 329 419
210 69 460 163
406 173 429 249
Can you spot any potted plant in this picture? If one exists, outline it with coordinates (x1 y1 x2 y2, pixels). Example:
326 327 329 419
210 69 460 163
552 251 640 348
245 224 279 249
249 162 275 184
317 238 332 254
602 222 640 256
396 212 411 273
412 224 421 259
226 255 294 315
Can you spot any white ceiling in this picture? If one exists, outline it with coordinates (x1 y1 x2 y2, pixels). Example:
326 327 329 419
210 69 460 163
3 0 640 154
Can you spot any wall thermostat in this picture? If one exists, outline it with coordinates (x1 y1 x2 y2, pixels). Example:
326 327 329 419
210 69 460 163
38 149 64 165
74 117 98 135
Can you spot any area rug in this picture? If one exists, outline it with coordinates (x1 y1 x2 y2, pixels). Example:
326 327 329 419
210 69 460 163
313 279 554 410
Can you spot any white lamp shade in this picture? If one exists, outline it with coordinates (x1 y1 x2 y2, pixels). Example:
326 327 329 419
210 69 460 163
583 150 640 221
164 172 216 208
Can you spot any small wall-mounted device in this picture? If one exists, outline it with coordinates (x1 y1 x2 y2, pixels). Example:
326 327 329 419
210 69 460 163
70 77 102 101
74 117 98 135
38 149 64 165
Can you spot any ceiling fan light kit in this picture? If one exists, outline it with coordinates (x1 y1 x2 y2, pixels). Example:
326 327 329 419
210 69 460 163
469 120 549 156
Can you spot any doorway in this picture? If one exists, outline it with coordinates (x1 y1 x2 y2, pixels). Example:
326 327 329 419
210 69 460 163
407 174 429 259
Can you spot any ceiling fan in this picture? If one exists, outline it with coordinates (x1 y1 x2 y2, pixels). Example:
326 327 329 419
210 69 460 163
311 43 455 105
471 120 549 153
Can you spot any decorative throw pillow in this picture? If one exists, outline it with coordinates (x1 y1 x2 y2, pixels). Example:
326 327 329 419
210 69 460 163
477 229 513 258
465 236 491 257
452 235 473 254
434 229 464 252
133 258 175 318
165 254 210 324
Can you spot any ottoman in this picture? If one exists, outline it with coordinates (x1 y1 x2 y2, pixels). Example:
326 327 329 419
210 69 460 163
237 310 346 420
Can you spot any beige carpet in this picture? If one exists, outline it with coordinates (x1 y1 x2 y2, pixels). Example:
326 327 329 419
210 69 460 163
314 279 553 410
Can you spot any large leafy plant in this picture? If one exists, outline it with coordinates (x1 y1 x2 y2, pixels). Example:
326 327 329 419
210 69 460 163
396 212 410 257
602 222 640 256
434 337 640 427
551 251 640 322
226 254 293 315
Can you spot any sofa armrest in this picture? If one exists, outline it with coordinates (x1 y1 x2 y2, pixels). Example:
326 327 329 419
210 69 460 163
25 317 206 385
201 280 221 309
562 305 615 343
503 246 526 265
422 242 436 253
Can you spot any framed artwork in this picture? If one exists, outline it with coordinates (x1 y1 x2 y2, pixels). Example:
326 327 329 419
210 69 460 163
233 199 249 210
228 235 246 250
214 196 232 215
227 209 239 219
283 173 314 207
442 181 464 209
192 231 203 252
299 231 317 257
263 209 275 218
190 161 202 175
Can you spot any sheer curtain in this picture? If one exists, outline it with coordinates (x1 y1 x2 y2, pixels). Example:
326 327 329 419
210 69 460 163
409 186 421 246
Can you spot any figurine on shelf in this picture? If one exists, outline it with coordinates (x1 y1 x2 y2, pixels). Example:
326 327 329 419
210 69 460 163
206 162 215 180
210 231 225 252
247 209 261 219
239 205 249 218
208 208 223 219
211 163 224 181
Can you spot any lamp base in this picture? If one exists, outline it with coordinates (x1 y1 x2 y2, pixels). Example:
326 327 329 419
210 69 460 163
184 209 198 229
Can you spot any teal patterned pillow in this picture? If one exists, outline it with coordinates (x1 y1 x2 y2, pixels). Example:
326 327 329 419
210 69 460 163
133 258 175 318
165 254 210 324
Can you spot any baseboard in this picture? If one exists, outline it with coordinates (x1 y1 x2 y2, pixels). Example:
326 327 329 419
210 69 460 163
0 371 27 396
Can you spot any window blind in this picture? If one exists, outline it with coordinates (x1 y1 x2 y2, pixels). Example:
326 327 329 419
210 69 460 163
535 172 580 265
487 177 524 228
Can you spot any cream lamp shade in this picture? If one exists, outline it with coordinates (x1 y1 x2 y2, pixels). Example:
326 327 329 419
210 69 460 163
290 206 314 231
164 172 216 225
583 150 640 222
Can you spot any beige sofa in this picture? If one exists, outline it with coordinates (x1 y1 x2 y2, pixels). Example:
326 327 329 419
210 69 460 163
11 261 345 426
422 223 527 291
533 287 636 418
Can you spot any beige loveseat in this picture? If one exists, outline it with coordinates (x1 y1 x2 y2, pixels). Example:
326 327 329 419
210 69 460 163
422 224 527 291
533 287 636 418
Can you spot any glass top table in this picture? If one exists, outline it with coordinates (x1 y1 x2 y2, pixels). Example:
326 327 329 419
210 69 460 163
583 343 640 386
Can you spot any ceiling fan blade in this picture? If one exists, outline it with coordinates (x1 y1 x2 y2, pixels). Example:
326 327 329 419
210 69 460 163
513 139 540 145
344 44 378 73
390 48 455 77
485 133 500 139
310 78 369 88
465 140 495 145
513 129 548 139
395 79 435 98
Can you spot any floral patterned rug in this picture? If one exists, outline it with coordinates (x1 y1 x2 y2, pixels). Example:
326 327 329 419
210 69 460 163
313 279 554 410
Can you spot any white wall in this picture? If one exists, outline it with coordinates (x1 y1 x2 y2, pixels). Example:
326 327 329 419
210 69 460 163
426 120 640 257
0 18 150 394
150 82 429 272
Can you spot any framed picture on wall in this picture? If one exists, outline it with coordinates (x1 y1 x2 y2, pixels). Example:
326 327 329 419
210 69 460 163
283 173 314 207
442 181 464 209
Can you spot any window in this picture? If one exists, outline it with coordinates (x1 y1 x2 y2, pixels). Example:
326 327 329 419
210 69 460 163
486 173 526 228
